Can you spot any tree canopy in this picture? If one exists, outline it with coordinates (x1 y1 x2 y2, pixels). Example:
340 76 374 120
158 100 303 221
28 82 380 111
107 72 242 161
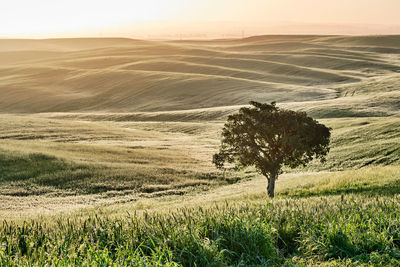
213 101 331 197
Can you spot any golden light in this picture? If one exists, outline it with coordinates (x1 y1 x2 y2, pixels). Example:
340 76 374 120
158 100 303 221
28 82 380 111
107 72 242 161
0 0 399 38
0 0 189 37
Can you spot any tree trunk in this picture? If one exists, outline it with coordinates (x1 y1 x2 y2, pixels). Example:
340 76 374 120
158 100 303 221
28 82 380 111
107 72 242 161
267 176 277 198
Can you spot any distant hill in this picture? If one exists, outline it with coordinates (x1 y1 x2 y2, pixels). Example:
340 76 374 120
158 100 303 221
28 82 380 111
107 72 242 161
0 35 399 116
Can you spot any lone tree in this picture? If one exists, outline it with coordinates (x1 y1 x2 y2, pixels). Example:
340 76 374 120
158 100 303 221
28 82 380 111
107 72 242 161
213 101 331 198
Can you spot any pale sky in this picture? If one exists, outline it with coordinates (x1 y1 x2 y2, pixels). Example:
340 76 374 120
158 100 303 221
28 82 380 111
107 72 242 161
1 0 400 38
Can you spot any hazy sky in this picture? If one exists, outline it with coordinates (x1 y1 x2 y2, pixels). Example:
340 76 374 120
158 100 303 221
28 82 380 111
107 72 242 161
1 0 400 38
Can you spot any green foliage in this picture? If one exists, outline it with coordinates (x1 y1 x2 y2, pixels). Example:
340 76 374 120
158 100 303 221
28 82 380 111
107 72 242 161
214 101 331 197
0 207 278 266
1 196 400 266
214 101 331 173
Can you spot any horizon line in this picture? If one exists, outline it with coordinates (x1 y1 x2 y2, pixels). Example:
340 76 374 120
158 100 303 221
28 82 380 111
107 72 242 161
1 33 400 42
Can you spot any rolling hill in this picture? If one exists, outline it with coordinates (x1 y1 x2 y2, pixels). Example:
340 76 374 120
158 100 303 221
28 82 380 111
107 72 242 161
0 35 399 114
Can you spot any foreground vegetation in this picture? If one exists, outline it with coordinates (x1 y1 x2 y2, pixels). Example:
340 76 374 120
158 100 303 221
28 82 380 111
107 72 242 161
1 194 400 266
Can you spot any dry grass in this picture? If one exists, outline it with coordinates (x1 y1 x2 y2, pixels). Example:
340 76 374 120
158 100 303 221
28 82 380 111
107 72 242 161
0 35 399 114
2 114 400 220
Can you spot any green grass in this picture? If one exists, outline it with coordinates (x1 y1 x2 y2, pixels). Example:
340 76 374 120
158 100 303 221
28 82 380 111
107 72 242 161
1 195 400 266
2 116 400 199
0 150 235 196
1 115 398 265
297 117 400 171
278 166 400 197
0 115 239 198
0 152 71 184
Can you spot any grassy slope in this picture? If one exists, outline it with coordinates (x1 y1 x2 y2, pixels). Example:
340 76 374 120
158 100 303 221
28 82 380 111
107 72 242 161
2 170 400 266
2 115 400 221
0 115 232 198
1 35 400 265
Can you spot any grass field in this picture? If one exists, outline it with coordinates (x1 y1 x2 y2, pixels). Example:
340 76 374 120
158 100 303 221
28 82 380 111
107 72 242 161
1 35 400 265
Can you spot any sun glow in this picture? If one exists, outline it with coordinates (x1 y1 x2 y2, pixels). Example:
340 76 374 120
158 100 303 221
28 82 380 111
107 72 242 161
1 0 399 38
0 0 189 37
